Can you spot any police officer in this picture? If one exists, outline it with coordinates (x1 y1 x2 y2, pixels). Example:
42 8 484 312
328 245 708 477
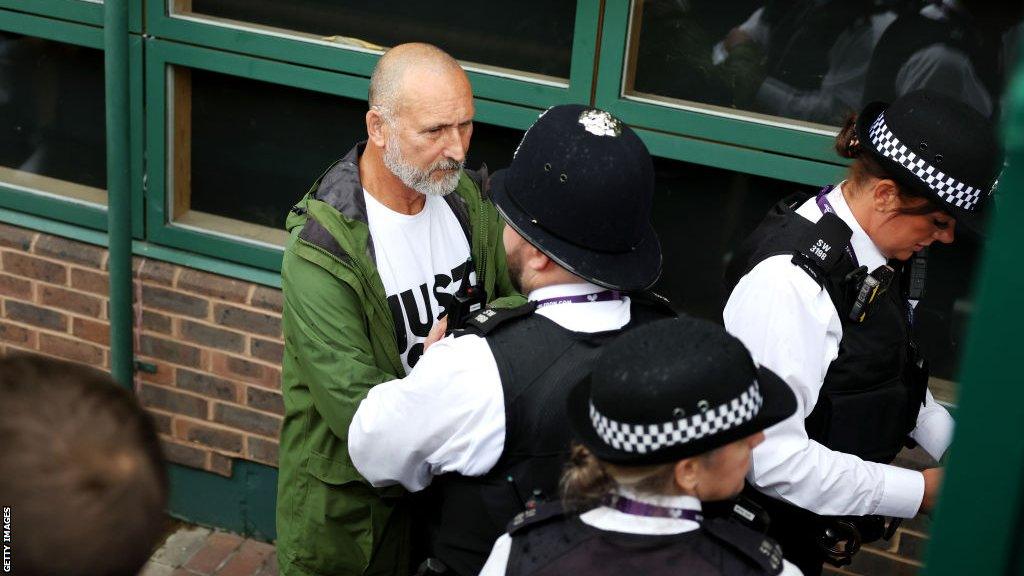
479 316 803 576
723 90 1003 574
348 104 675 576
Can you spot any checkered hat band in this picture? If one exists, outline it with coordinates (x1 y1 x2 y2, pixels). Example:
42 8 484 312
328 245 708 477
589 382 764 454
868 113 982 212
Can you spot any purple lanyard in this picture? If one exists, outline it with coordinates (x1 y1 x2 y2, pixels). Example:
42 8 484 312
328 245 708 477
815 186 860 268
604 494 704 523
533 290 623 309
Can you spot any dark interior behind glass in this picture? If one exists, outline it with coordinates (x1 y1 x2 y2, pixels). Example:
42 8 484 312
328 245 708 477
188 0 577 78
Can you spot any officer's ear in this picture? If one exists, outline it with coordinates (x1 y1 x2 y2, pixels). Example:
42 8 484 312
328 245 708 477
870 179 901 213
673 458 701 496
524 244 552 272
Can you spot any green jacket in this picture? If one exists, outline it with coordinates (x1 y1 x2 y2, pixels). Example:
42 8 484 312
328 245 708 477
276 143 519 576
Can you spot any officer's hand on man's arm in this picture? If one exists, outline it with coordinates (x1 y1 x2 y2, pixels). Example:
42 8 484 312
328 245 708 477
920 467 944 515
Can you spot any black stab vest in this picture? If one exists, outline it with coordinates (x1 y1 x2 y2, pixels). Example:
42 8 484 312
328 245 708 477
863 10 1003 118
505 503 785 576
724 194 928 465
422 297 675 576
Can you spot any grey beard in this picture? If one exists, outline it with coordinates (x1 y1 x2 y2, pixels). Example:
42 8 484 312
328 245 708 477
383 137 463 197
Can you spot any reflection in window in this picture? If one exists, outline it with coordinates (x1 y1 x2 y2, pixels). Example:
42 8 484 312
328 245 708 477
0 33 105 202
172 67 525 246
173 0 577 80
648 155 977 384
628 1 1022 127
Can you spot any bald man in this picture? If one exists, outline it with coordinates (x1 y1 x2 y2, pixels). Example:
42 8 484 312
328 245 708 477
277 43 519 576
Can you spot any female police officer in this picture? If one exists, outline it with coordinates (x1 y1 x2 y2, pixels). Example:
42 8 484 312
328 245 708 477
479 316 803 575
722 90 1003 574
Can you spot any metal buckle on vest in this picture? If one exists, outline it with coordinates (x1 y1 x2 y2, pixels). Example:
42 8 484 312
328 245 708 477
817 519 862 566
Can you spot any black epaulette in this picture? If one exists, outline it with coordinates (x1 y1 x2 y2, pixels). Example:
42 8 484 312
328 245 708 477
791 212 853 287
704 517 785 575
454 301 537 337
507 501 566 536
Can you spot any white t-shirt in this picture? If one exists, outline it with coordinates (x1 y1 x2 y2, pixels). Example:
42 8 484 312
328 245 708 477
363 190 476 373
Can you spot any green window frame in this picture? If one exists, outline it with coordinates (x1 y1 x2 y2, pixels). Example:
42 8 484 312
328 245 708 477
143 38 543 272
143 0 600 110
594 0 846 186
0 0 142 32
0 8 144 236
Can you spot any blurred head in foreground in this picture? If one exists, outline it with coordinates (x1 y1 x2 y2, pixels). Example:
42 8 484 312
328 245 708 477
0 354 168 576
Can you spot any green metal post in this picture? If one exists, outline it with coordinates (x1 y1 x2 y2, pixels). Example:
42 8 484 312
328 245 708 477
923 53 1024 574
105 0 133 387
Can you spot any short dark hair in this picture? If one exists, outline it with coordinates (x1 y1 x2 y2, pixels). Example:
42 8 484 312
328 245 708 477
0 354 168 576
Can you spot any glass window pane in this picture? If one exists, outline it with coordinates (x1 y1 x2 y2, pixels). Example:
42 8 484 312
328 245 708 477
173 67 527 247
173 0 577 80
626 1 1020 128
650 154 977 386
0 33 106 203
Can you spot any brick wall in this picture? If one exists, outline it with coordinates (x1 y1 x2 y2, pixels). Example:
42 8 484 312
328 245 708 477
0 221 938 574
0 222 283 478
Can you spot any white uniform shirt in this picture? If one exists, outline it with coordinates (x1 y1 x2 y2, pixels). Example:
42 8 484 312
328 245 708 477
724 184 954 519
363 189 475 373
480 489 804 576
349 282 631 491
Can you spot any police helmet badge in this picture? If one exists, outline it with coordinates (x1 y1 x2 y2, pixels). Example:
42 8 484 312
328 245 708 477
578 109 622 137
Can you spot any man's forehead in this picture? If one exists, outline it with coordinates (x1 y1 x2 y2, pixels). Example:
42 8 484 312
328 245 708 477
395 67 473 119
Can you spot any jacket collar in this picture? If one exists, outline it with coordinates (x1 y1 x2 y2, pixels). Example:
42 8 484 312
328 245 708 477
313 141 371 226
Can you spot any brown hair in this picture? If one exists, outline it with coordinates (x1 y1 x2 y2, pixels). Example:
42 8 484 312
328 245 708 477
560 444 678 511
0 354 168 576
835 114 944 217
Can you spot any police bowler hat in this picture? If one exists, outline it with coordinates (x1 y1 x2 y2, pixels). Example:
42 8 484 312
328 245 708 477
857 90 1003 233
489 105 661 291
567 317 797 466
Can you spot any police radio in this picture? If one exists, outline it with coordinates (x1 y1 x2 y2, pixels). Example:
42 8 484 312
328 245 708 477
848 265 894 323
445 283 487 335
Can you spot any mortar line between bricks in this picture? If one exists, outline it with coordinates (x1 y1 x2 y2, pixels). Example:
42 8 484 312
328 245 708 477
210 349 284 371
23 300 112 326
1 317 111 349
143 381 245 406
894 527 928 538
172 412 269 436
171 282 257 304
138 383 213 409
40 277 114 302
203 299 284 317
6 249 99 275
161 427 246 460
238 399 285 419
135 349 220 374
163 313 273 342
4 345 99 367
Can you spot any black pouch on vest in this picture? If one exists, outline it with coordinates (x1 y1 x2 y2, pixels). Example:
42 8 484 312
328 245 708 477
445 284 487 335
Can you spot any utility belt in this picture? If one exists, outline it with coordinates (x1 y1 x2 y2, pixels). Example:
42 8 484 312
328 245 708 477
737 486 901 568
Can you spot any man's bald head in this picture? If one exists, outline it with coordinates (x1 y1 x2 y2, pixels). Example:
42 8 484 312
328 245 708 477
368 43 468 120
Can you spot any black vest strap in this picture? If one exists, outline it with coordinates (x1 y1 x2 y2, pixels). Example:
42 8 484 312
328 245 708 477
506 511 784 576
425 296 675 576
